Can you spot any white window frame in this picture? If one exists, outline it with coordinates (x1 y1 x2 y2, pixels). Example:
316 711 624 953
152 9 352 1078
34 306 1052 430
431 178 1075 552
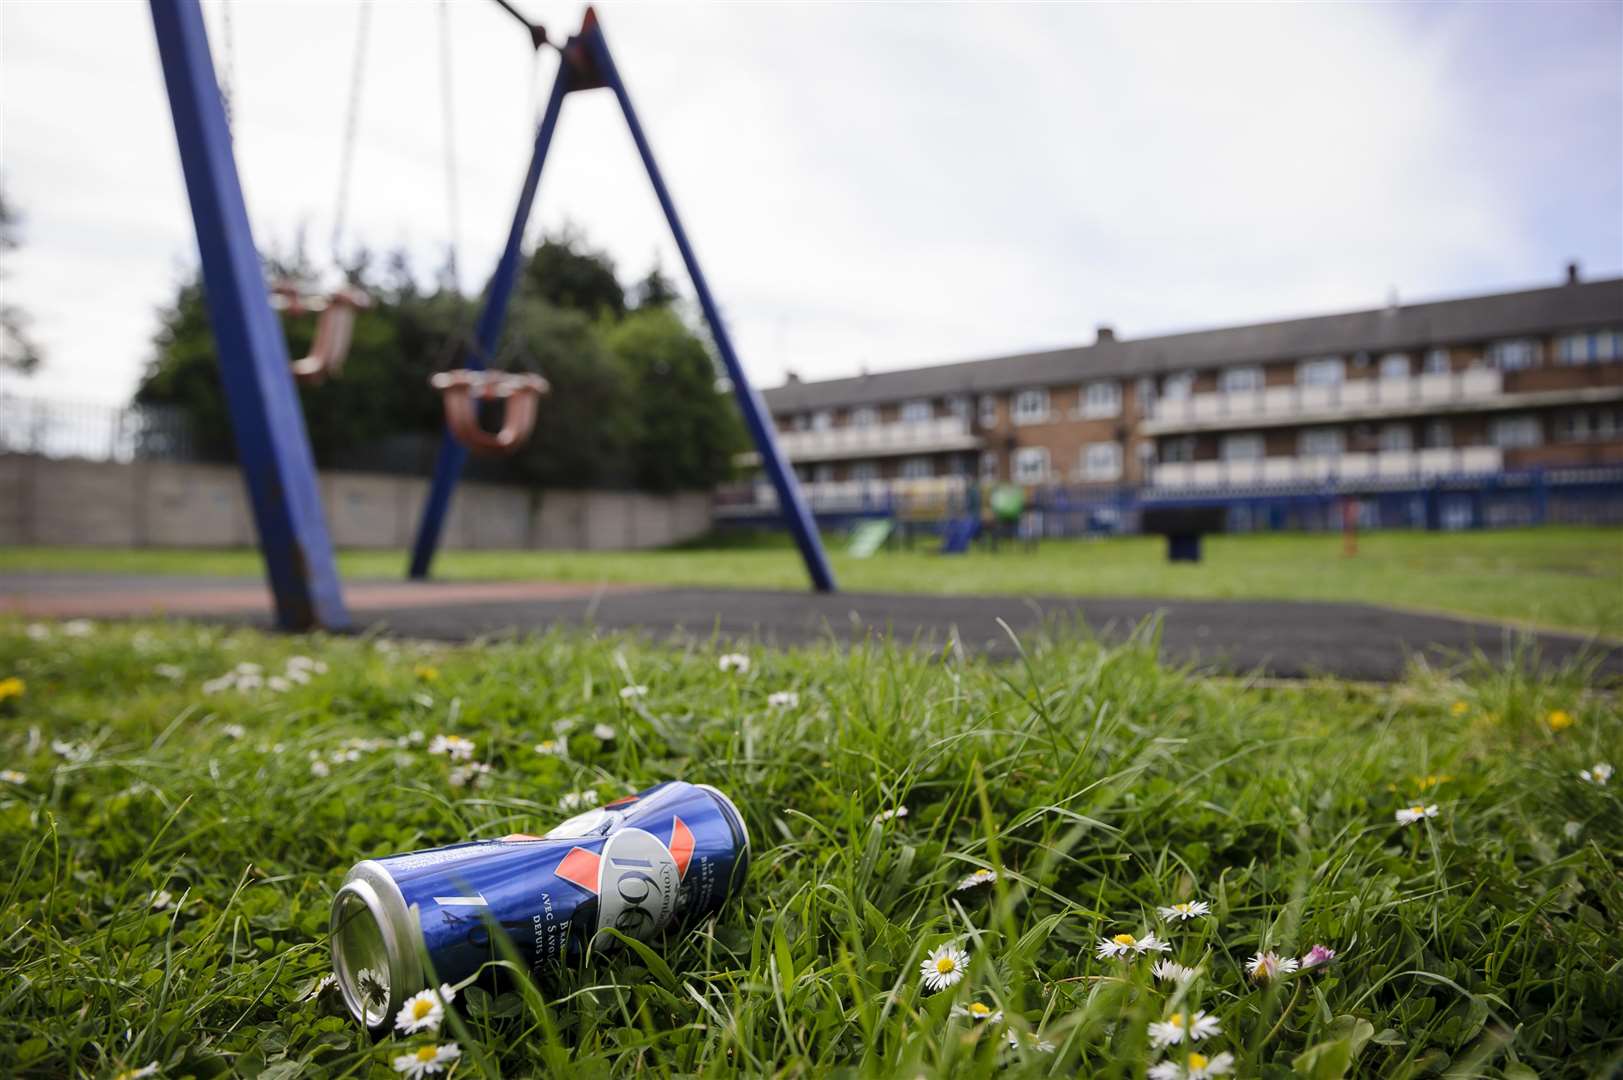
1220 366 1264 394
1378 423 1413 452
978 450 999 480
1080 380 1122 418
1488 339 1539 371
812 462 835 484
900 400 932 424
1080 441 1122 480
1162 372 1195 400
850 461 879 483
1012 388 1050 425
899 455 934 479
1422 348 1450 375
1162 436 1197 463
1299 427 1345 457
810 409 833 432
1490 415 1541 448
1423 419 1452 449
790 414 810 432
978 394 999 428
1297 357 1345 386
1013 446 1050 483
850 406 878 429
1379 353 1411 380
1220 433 1264 462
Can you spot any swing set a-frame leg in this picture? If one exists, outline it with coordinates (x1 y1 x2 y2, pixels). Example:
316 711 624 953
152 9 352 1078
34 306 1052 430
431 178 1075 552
407 7 836 593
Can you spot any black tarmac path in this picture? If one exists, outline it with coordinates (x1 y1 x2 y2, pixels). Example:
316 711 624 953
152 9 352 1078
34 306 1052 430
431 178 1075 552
5 572 1618 683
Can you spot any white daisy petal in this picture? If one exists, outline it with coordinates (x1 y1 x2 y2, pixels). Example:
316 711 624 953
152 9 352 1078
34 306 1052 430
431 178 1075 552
918 943 969 992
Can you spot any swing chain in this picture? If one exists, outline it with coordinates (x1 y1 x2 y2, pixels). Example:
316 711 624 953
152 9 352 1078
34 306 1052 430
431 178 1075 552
330 3 373 270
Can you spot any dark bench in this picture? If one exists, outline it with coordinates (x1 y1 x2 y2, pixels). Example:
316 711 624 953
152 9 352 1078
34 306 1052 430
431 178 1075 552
1139 506 1227 562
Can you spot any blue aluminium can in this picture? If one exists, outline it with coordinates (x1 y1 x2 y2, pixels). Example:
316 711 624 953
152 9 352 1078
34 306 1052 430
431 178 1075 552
330 781 749 1028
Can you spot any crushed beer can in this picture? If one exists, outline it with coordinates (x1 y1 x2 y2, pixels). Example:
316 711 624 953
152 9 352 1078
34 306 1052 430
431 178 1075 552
330 781 749 1028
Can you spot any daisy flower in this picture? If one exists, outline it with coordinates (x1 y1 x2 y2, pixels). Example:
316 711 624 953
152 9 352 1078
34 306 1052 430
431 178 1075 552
1546 709 1574 732
918 943 970 991
1148 1010 1222 1048
1395 804 1439 825
427 734 475 761
391 1042 461 1079
619 685 648 700
951 1000 1003 1023
872 806 908 824
267 676 291 693
235 662 262 676
149 889 174 911
201 675 234 695
52 740 92 763
1 769 26 784
1579 763 1613 786
1096 931 1169 959
1246 951 1298 981
62 619 94 637
1004 1030 1056 1053
112 1064 159 1080
767 690 799 709
25 623 49 641
1157 900 1211 922
533 739 567 757
310 759 331 778
356 966 389 1009
1151 958 1198 983
592 722 617 741
1299 944 1337 970
718 653 751 673
221 723 247 740
955 869 998 891
448 762 492 789
395 984 456 1034
237 674 264 691
300 972 338 1000
560 789 598 813
1149 1050 1235 1080
154 664 185 681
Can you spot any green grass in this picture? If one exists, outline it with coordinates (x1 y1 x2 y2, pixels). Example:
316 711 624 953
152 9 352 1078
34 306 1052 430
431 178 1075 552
4 527 1621 636
1 617 1619 1078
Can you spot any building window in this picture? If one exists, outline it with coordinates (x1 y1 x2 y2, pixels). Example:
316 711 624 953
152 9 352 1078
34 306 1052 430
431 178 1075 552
1379 423 1413 452
1220 366 1263 394
1423 419 1452 449
978 394 999 428
810 409 833 432
1488 339 1539 371
1379 353 1411 380
850 461 879 483
978 450 999 480
1298 357 1345 386
1013 446 1049 483
850 406 878 428
900 400 932 424
1558 330 1623 365
813 463 835 483
900 456 934 479
1422 348 1450 375
790 414 810 432
1220 433 1264 462
1162 372 1195 400
1161 436 1197 463
1135 377 1156 415
1080 442 1122 480
1299 427 1345 457
1012 389 1050 425
1490 415 1542 448
1080 381 1122 418
945 395 970 422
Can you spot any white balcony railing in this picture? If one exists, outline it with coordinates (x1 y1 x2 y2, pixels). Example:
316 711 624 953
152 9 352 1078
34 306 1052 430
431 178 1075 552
771 416 980 462
736 475 970 513
1151 447 1504 490
1146 370 1503 431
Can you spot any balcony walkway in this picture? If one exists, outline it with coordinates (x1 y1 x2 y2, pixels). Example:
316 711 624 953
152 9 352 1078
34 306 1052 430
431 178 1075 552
4 573 1617 684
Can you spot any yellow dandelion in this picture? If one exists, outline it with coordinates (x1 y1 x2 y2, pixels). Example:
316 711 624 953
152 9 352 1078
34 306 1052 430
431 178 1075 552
1449 700 1468 717
1546 710 1574 732
0 677 25 703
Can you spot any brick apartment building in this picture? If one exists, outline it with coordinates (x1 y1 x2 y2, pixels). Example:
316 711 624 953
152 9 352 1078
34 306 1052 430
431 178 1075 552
748 268 1623 513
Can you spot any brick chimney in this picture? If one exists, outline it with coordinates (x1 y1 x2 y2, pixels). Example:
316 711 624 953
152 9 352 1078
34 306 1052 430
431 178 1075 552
1566 261 1581 285
785 370 801 383
1096 324 1116 344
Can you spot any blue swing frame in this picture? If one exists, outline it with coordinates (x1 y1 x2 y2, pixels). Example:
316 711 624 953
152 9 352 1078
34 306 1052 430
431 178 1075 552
148 1 836 631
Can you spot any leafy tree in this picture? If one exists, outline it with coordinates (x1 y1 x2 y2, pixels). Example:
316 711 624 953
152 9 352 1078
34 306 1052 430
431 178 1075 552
630 261 680 310
605 306 745 491
0 186 42 375
522 227 624 319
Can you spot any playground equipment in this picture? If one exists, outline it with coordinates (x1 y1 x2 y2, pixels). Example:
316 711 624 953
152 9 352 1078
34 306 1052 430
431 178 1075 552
269 283 372 386
148 0 836 630
430 369 550 456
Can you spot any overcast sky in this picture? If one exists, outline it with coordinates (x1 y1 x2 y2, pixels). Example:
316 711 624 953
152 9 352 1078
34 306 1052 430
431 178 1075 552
2 1 1620 406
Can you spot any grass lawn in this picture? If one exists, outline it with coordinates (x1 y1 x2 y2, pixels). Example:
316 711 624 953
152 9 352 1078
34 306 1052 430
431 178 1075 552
2 617 1620 1077
3 527 1621 636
